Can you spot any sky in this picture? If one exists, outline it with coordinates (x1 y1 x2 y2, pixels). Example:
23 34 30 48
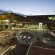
0 0 55 15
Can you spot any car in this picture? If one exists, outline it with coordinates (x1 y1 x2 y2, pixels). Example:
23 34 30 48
16 31 34 46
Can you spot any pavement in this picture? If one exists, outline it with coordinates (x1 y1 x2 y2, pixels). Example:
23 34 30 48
0 45 10 55
1 43 29 55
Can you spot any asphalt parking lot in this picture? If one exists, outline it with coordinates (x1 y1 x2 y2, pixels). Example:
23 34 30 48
0 29 55 55
2 43 29 55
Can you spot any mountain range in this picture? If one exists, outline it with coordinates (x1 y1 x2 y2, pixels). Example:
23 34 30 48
0 10 26 17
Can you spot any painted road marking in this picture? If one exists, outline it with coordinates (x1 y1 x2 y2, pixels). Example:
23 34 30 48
1 45 16 55
32 46 55 51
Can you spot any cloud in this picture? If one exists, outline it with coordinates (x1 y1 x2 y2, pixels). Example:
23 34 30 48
52 11 55 12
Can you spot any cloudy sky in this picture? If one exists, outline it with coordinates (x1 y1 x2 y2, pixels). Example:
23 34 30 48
0 0 55 15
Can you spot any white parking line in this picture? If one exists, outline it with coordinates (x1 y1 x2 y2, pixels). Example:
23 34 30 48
32 46 55 51
1 45 16 55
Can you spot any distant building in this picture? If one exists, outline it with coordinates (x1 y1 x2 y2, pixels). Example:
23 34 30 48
23 15 55 31
0 12 25 30
0 11 55 31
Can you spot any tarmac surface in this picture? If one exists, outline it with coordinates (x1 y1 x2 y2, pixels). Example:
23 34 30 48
3 42 29 55
1 30 55 55
0 45 10 55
